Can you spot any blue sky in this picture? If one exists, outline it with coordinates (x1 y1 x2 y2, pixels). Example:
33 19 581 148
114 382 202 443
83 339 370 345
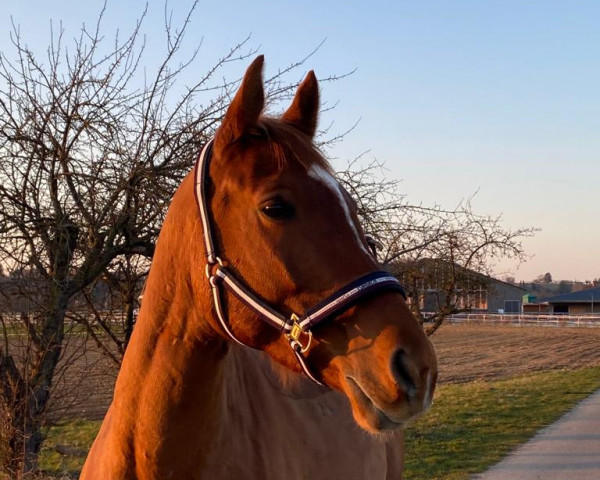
2 0 598 281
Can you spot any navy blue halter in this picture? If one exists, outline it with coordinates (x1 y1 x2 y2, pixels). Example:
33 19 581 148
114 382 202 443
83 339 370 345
194 139 407 385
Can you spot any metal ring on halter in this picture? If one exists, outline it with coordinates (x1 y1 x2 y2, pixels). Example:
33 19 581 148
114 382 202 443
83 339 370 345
299 330 312 353
205 256 225 279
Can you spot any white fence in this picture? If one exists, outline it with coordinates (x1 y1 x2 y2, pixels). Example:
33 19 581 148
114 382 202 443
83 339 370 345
441 312 600 328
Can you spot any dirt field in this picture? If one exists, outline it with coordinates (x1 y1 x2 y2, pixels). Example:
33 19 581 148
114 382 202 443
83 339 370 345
431 324 600 384
51 324 600 420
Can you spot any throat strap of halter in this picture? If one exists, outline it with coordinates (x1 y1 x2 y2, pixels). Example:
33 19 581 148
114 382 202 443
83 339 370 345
194 139 407 386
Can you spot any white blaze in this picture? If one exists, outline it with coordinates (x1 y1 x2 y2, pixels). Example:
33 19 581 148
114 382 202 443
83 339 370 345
307 164 371 257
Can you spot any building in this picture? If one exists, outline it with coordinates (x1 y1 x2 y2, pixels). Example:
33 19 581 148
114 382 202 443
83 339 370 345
394 259 526 314
487 280 527 313
522 293 550 314
542 287 600 315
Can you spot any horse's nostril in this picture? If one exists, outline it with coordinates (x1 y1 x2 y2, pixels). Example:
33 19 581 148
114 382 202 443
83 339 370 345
390 348 417 400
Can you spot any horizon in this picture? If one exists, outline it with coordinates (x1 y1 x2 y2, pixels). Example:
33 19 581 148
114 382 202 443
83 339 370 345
1 0 598 282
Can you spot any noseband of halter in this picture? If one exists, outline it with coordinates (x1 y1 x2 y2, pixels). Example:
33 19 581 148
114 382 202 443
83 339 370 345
194 139 407 386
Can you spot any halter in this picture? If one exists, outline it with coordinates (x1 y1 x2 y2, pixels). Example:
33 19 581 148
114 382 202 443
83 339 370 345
194 139 407 386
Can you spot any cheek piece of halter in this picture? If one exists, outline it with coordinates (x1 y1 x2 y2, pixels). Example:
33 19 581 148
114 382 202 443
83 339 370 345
194 139 407 386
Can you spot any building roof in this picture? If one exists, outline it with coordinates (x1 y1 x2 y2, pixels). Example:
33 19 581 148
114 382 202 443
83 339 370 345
393 258 526 292
544 286 600 304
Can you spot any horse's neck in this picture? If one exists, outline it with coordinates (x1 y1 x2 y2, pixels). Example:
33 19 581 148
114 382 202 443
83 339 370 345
82 174 235 477
104 308 331 477
99 268 228 476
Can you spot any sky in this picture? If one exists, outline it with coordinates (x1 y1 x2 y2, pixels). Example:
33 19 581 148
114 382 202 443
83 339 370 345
1 0 598 282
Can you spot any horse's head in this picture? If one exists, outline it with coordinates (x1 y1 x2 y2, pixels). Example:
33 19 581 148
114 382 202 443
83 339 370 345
202 56 437 433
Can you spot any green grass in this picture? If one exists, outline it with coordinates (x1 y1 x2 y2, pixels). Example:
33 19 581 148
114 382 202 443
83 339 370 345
37 367 600 479
39 419 101 477
403 366 600 480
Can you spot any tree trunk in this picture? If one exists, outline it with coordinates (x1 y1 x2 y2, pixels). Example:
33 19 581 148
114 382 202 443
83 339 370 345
0 299 68 477
2 405 44 476
123 292 137 351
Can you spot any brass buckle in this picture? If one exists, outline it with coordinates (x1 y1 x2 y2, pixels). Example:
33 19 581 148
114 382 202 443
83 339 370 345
286 313 312 354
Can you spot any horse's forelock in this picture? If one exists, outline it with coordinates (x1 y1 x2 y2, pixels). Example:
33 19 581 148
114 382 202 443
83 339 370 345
255 118 332 175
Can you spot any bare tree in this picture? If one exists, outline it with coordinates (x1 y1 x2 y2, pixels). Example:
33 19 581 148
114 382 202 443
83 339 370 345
337 159 536 335
0 2 347 474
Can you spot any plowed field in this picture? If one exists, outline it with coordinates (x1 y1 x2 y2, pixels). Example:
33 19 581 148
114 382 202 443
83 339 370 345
431 324 600 384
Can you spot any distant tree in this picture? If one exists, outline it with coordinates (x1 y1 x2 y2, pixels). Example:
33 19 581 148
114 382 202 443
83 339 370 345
337 161 536 335
543 272 553 284
558 280 572 295
571 282 588 293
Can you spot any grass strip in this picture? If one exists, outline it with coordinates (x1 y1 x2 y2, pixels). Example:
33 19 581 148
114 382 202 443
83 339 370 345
39 419 101 477
403 366 600 480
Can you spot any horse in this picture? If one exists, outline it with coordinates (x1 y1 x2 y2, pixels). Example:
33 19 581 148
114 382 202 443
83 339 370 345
80 56 437 480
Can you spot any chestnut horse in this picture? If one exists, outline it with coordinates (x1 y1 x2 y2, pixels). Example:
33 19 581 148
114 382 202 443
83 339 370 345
81 56 437 479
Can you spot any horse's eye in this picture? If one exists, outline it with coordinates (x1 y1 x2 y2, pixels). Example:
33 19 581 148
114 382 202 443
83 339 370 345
261 200 295 220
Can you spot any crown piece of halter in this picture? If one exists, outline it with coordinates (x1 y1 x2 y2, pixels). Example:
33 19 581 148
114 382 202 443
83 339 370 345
194 139 407 386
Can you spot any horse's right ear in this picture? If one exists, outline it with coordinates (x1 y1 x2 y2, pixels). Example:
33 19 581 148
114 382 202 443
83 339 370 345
214 55 265 153
281 71 319 138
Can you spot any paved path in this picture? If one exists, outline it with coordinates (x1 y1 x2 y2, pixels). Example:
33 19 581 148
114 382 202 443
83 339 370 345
473 389 600 480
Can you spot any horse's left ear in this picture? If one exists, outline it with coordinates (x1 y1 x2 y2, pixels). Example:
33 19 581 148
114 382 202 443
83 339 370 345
215 55 265 153
281 71 319 138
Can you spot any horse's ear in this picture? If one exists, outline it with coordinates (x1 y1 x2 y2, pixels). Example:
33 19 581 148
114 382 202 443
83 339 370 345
215 55 265 152
281 71 319 138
